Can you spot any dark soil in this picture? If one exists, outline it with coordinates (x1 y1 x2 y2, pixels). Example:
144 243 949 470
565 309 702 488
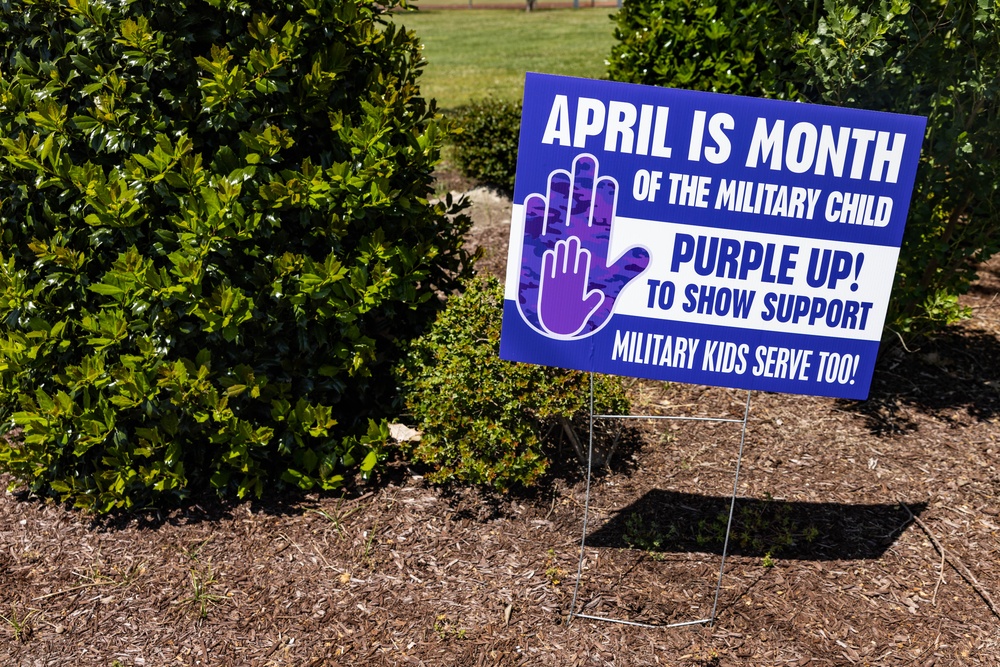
2 189 999 665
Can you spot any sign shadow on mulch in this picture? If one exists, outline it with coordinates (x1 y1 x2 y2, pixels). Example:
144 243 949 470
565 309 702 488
585 490 927 560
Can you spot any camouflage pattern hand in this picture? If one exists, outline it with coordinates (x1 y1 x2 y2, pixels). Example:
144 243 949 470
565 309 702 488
518 154 650 338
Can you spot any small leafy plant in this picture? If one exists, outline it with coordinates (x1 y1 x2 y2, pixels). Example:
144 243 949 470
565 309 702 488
696 493 817 556
433 614 467 640
0 605 36 643
395 275 629 491
182 566 226 620
544 548 566 586
623 512 674 560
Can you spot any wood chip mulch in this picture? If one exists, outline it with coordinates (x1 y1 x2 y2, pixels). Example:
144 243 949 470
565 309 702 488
2 204 999 665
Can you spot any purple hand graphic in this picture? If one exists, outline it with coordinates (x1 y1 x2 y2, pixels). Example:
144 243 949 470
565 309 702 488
538 237 603 337
518 154 650 339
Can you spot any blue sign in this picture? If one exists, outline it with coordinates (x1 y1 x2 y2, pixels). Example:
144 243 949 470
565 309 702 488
499 73 927 400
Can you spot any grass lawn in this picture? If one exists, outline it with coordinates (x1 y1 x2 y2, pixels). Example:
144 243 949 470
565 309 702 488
392 8 618 110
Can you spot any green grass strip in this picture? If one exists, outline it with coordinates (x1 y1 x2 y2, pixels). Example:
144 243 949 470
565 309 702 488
394 8 618 110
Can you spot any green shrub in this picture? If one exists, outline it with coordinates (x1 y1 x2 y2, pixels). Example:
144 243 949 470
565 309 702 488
793 0 1000 335
609 0 1000 337
0 0 472 512
449 98 521 194
395 275 629 492
607 0 804 99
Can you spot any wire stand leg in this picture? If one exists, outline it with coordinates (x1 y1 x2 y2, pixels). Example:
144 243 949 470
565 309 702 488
709 389 753 624
567 372 595 625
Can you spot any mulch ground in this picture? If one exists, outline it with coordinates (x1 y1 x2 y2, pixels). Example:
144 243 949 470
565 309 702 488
2 182 999 665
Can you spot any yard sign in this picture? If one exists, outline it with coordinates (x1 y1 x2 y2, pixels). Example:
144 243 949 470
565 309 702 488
500 73 926 400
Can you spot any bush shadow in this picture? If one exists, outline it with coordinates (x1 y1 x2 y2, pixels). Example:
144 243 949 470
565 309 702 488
85 472 392 533
542 416 645 485
846 327 1000 434
586 489 927 561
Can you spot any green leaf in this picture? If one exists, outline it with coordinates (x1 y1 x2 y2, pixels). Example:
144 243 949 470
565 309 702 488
89 284 125 296
360 450 377 472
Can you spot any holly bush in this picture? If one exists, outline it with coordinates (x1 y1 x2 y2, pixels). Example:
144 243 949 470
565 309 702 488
395 276 629 492
609 0 1000 337
449 98 522 195
793 0 1000 335
0 0 472 512
607 0 802 99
